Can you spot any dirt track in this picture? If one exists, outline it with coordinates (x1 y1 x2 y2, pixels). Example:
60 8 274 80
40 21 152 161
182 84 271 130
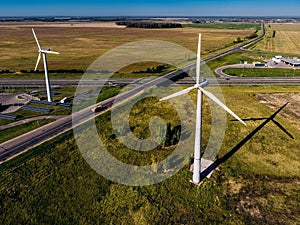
256 93 300 131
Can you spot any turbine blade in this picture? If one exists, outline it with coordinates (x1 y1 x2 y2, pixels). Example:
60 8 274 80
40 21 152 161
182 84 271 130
199 87 246 126
41 50 60 55
32 28 41 50
196 33 201 85
34 53 41 71
160 86 196 101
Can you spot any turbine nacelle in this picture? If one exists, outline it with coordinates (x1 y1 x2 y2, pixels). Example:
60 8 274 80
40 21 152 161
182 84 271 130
39 49 60 55
194 79 208 89
160 81 246 126
32 28 59 71
160 80 208 102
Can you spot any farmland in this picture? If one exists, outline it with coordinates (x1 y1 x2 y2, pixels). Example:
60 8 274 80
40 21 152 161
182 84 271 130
251 23 300 55
0 24 256 72
0 85 299 224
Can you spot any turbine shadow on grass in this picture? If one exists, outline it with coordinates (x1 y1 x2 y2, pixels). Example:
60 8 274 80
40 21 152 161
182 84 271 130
201 102 293 179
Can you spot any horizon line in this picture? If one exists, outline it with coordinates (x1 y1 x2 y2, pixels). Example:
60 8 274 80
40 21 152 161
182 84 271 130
1 15 300 18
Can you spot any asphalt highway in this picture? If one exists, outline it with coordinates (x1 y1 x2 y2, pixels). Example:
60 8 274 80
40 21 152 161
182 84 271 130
2 76 300 87
0 78 137 87
0 66 194 162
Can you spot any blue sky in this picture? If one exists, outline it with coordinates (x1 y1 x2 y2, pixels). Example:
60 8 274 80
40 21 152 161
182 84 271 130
0 0 299 17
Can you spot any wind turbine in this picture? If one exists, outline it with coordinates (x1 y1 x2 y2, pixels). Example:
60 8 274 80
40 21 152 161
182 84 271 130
160 34 246 184
32 28 59 102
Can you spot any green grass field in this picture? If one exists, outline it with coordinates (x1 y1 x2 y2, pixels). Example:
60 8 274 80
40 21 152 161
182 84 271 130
207 52 256 71
183 23 261 31
223 68 300 77
0 119 54 143
0 85 299 224
205 51 273 76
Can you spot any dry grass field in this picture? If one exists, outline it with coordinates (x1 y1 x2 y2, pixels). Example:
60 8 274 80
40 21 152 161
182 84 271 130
0 22 126 28
0 24 254 71
253 23 300 55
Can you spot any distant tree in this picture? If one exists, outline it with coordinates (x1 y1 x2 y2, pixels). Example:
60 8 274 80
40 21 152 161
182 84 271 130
234 36 242 43
133 65 166 74
0 69 12 73
245 32 258 40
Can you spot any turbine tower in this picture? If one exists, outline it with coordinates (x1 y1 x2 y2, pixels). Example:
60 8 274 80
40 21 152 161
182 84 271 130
160 34 246 184
32 28 59 102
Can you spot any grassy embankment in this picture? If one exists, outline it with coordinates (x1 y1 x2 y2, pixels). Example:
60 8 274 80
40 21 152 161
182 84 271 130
0 85 299 224
0 119 54 143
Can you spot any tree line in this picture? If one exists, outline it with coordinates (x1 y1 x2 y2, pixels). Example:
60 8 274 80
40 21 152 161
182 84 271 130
0 69 86 74
116 21 182 29
133 65 166 74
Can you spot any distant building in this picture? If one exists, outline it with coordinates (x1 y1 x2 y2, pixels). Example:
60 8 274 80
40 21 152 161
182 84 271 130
272 55 283 64
281 58 300 67
272 58 281 64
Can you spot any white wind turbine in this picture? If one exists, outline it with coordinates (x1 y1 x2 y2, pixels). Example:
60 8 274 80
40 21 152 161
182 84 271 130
32 28 59 102
160 34 246 184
